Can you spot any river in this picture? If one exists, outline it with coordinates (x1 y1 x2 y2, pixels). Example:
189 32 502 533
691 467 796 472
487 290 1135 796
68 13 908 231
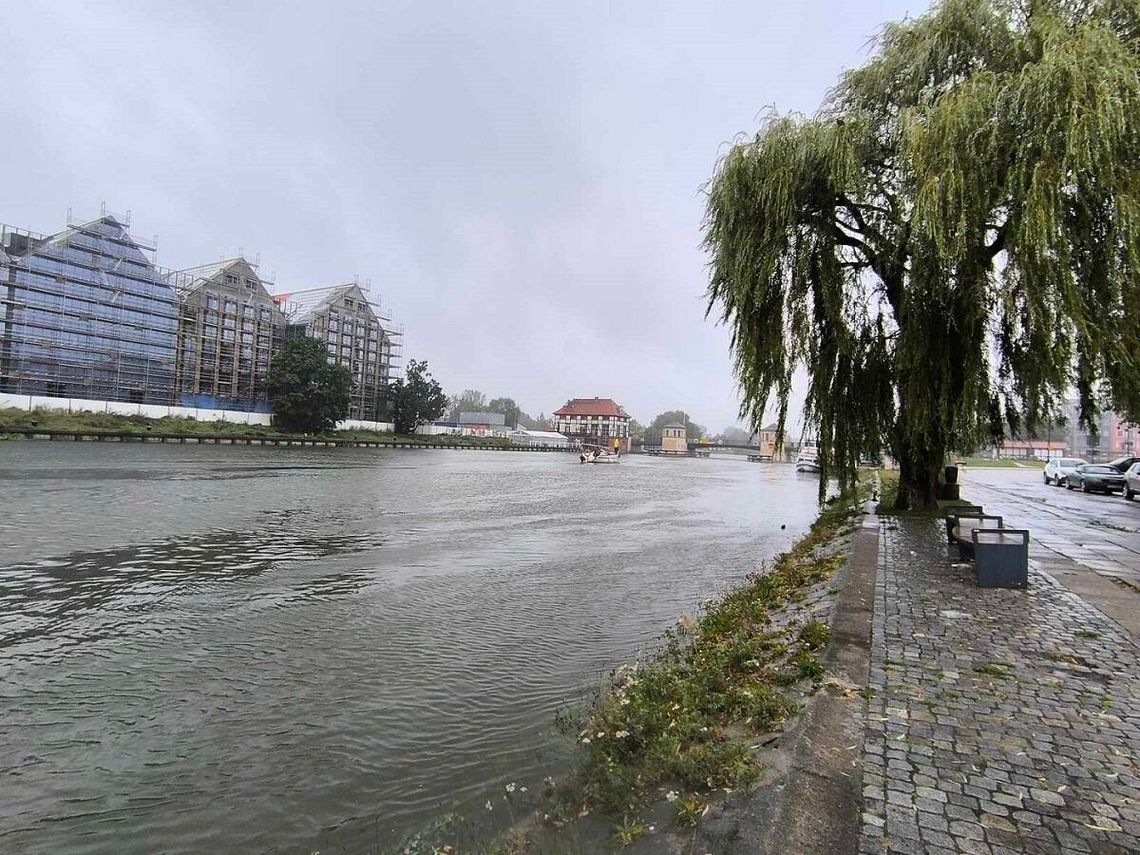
0 444 822 854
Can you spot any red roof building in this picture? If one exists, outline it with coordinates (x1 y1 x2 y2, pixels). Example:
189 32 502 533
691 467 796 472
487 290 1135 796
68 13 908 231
553 397 631 451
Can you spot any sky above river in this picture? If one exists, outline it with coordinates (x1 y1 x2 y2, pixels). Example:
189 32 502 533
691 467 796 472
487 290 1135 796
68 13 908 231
2 0 923 431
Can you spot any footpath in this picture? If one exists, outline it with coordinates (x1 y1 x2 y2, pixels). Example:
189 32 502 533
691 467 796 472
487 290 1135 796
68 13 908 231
856 514 1140 855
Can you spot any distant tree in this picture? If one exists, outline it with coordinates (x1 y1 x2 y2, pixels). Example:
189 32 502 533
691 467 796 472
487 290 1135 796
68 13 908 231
487 397 522 428
704 0 1140 507
267 336 353 433
718 426 752 445
534 412 554 431
447 389 488 421
645 411 706 446
390 359 448 435
628 418 646 442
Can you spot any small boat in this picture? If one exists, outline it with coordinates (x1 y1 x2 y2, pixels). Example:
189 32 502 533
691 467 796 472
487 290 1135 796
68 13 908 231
795 446 821 473
580 444 620 464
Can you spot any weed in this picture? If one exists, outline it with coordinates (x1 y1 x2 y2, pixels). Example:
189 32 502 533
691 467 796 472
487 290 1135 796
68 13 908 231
1076 630 1099 640
613 815 648 847
674 794 709 828
792 651 825 680
973 663 1009 678
798 620 832 650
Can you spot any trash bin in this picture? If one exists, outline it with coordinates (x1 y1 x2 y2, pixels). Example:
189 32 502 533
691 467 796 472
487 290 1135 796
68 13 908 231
972 529 1030 589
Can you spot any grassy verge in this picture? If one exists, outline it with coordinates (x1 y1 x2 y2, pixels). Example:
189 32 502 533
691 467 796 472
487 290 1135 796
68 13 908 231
0 407 511 447
544 486 867 831
954 457 1032 468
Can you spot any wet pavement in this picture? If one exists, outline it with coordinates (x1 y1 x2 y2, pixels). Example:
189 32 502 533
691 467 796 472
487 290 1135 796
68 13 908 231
957 467 1140 592
859 517 1140 855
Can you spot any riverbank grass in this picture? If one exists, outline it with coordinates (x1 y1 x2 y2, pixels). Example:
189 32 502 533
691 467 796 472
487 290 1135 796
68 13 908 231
549 490 865 825
0 407 510 447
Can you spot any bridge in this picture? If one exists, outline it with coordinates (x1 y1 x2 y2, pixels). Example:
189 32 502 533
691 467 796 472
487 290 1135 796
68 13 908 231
690 441 770 453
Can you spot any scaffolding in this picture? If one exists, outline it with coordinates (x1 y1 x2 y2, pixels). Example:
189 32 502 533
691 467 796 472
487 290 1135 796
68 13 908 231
0 215 181 406
166 258 286 412
273 280 404 422
1 212 406 421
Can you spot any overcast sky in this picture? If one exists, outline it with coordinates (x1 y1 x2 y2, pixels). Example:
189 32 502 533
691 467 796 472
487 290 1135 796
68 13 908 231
2 0 923 430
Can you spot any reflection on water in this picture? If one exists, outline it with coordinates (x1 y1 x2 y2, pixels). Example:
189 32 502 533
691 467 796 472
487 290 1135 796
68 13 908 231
0 444 821 854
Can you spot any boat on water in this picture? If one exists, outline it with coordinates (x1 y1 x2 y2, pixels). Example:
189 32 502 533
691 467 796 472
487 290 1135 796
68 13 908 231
795 446 821 473
580 444 620 464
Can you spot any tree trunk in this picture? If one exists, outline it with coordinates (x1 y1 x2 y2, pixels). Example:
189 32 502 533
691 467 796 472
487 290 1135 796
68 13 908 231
892 406 945 511
894 447 942 510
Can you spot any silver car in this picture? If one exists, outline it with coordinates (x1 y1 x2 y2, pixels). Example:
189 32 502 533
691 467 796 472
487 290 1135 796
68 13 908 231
1125 462 1140 501
1043 457 1087 486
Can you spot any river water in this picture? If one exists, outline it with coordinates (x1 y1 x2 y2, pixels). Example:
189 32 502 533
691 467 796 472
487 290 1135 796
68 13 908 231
0 444 821 854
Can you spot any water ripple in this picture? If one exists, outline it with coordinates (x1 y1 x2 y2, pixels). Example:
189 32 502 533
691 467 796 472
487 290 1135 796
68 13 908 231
0 446 820 855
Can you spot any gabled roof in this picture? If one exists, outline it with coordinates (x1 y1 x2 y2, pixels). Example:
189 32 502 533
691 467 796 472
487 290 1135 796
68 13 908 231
272 282 379 326
553 398 629 418
663 422 687 429
43 215 155 266
759 422 780 433
169 257 279 306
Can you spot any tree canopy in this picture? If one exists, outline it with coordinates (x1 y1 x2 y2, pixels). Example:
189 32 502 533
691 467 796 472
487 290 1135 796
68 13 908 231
446 389 488 420
644 411 707 446
390 359 448 435
704 0 1140 507
266 336 353 433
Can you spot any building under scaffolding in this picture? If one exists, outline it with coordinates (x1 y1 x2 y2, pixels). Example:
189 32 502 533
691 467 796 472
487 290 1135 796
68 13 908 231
167 258 287 412
0 212 180 405
272 282 403 422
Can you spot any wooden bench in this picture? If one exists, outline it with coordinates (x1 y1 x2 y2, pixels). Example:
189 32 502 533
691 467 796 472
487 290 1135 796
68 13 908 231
944 504 985 544
972 529 1030 589
949 514 1004 560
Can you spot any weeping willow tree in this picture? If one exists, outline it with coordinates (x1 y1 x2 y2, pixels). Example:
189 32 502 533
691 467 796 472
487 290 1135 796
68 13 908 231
704 0 1140 508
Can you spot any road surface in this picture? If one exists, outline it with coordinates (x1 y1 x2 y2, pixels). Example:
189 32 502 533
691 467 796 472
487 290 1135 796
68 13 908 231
958 465 1140 630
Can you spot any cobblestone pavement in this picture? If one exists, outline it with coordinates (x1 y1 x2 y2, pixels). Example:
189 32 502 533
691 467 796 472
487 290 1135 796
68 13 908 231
859 517 1140 855
960 468 1140 590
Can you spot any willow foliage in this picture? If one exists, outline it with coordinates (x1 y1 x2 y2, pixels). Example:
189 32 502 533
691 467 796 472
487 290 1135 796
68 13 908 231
704 0 1140 506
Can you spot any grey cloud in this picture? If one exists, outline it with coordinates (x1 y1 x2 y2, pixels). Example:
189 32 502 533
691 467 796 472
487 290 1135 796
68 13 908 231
2 0 921 428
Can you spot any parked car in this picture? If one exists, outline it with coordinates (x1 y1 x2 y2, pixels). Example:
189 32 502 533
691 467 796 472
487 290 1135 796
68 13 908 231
1124 462 1140 501
1044 457 1087 486
1107 455 1140 474
1065 463 1126 493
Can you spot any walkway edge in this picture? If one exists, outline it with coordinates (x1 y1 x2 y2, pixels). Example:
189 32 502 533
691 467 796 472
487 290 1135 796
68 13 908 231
759 513 880 855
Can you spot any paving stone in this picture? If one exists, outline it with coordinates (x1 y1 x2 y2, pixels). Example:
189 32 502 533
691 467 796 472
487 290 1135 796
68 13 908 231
980 813 1019 834
856 518 1140 855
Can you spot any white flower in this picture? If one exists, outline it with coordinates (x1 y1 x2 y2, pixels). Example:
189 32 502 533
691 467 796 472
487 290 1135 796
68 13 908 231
485 801 493 811
505 782 516 794
581 737 591 744
620 697 631 706
665 790 680 802
596 731 605 738
520 786 528 793
615 730 629 738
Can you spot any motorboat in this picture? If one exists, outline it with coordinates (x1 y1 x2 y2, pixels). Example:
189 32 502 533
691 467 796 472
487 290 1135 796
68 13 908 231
795 446 820 473
580 444 620 464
